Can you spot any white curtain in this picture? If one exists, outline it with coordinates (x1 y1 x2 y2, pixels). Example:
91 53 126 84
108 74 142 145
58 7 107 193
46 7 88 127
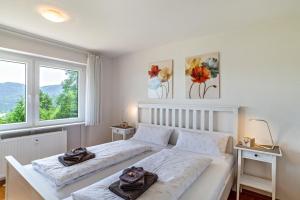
85 53 102 126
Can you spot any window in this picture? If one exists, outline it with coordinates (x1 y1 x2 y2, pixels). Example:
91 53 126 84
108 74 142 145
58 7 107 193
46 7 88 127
0 60 27 125
0 51 85 131
39 66 79 121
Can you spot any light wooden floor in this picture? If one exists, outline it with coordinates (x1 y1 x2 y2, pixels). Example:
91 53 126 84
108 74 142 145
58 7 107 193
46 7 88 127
0 182 4 200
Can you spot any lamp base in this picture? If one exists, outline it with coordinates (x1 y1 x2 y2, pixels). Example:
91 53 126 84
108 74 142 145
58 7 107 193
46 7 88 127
257 144 276 150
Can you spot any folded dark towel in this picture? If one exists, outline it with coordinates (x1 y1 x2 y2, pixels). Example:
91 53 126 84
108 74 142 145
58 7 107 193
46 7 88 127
65 147 88 157
109 171 158 200
119 177 145 191
120 167 146 184
63 147 88 162
58 148 95 167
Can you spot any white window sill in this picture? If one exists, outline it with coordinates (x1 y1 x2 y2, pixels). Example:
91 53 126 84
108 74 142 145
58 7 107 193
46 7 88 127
0 122 85 136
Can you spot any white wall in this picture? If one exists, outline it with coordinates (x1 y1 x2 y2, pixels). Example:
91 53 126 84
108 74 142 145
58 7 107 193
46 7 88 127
0 28 87 64
112 19 300 200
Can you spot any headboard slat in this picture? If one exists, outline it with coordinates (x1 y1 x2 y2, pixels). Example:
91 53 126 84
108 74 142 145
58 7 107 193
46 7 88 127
160 108 163 125
209 110 214 132
192 110 197 130
200 110 205 131
154 108 157 124
148 108 152 124
165 108 169 127
185 109 189 128
178 109 183 128
172 109 176 127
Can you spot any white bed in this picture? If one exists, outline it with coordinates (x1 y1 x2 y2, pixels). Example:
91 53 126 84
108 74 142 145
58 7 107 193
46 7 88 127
24 141 172 199
65 151 234 200
5 103 239 200
31 139 153 189
5 139 171 200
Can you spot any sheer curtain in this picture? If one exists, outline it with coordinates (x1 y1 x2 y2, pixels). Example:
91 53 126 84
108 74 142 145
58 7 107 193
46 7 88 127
85 53 102 126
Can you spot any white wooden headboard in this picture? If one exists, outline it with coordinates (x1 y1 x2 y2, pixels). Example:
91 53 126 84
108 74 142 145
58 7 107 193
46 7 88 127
137 103 239 152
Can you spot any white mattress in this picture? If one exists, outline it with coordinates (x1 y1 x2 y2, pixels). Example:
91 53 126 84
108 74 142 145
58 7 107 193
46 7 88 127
24 140 171 200
179 153 234 200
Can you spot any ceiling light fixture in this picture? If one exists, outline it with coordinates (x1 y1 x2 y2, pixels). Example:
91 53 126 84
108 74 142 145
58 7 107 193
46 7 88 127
38 6 70 23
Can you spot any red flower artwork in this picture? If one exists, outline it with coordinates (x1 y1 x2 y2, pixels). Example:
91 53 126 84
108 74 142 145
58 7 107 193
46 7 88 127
148 65 161 78
191 66 211 83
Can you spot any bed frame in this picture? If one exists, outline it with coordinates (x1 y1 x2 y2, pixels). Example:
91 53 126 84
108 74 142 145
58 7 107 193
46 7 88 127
137 103 239 200
5 103 239 200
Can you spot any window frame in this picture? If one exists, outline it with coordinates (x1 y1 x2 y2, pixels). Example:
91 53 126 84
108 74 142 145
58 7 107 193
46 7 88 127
0 51 34 131
0 51 86 131
34 60 85 127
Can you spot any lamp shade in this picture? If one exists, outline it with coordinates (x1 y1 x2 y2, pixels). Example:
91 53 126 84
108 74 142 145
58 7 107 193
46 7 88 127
249 118 275 149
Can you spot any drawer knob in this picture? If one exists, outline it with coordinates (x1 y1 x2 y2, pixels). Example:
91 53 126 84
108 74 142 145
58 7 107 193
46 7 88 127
254 154 258 157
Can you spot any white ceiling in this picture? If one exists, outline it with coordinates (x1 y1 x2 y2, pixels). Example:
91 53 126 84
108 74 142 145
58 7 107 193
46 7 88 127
0 0 299 57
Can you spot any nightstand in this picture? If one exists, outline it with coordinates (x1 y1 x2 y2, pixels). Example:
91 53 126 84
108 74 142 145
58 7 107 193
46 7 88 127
234 144 282 200
111 126 135 141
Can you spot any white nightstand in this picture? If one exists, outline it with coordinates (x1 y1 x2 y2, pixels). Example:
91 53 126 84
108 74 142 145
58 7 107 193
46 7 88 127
111 126 135 141
234 144 282 200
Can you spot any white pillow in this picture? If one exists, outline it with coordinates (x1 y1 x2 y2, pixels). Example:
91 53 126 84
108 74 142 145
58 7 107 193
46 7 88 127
210 132 231 153
174 130 230 155
132 125 173 146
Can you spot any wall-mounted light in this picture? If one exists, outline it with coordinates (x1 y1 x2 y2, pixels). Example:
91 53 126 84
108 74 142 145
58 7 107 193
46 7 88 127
120 104 138 126
38 6 70 23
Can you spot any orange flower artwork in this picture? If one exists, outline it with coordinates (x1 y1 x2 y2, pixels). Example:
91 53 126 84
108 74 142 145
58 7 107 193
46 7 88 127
190 66 211 83
185 52 220 99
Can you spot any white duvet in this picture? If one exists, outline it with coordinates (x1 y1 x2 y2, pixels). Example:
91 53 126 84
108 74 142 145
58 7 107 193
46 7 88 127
32 140 151 189
72 149 212 200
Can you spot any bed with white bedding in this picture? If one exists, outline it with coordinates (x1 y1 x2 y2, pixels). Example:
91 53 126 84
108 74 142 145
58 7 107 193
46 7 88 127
5 103 239 200
23 141 173 199
32 140 152 189
65 150 234 200
70 149 212 200
5 138 173 200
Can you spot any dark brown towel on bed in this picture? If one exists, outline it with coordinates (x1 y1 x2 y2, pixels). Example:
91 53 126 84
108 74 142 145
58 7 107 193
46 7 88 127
120 167 146 184
66 147 87 156
109 171 158 200
63 147 88 162
119 177 145 191
58 147 95 167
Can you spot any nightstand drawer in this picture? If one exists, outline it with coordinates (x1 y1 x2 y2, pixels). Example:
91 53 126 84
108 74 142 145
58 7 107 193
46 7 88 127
242 151 273 163
112 128 126 134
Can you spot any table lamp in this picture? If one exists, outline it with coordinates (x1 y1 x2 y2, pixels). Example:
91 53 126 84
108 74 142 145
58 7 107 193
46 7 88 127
249 119 275 150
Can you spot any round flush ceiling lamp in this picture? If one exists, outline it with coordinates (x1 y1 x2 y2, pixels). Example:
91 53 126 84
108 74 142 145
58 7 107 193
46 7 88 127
38 6 70 23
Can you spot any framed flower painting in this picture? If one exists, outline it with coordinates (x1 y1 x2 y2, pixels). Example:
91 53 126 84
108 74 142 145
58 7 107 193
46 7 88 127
185 52 220 99
148 60 173 99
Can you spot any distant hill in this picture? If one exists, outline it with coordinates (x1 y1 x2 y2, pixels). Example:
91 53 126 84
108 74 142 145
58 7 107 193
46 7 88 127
40 85 63 99
0 82 62 113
